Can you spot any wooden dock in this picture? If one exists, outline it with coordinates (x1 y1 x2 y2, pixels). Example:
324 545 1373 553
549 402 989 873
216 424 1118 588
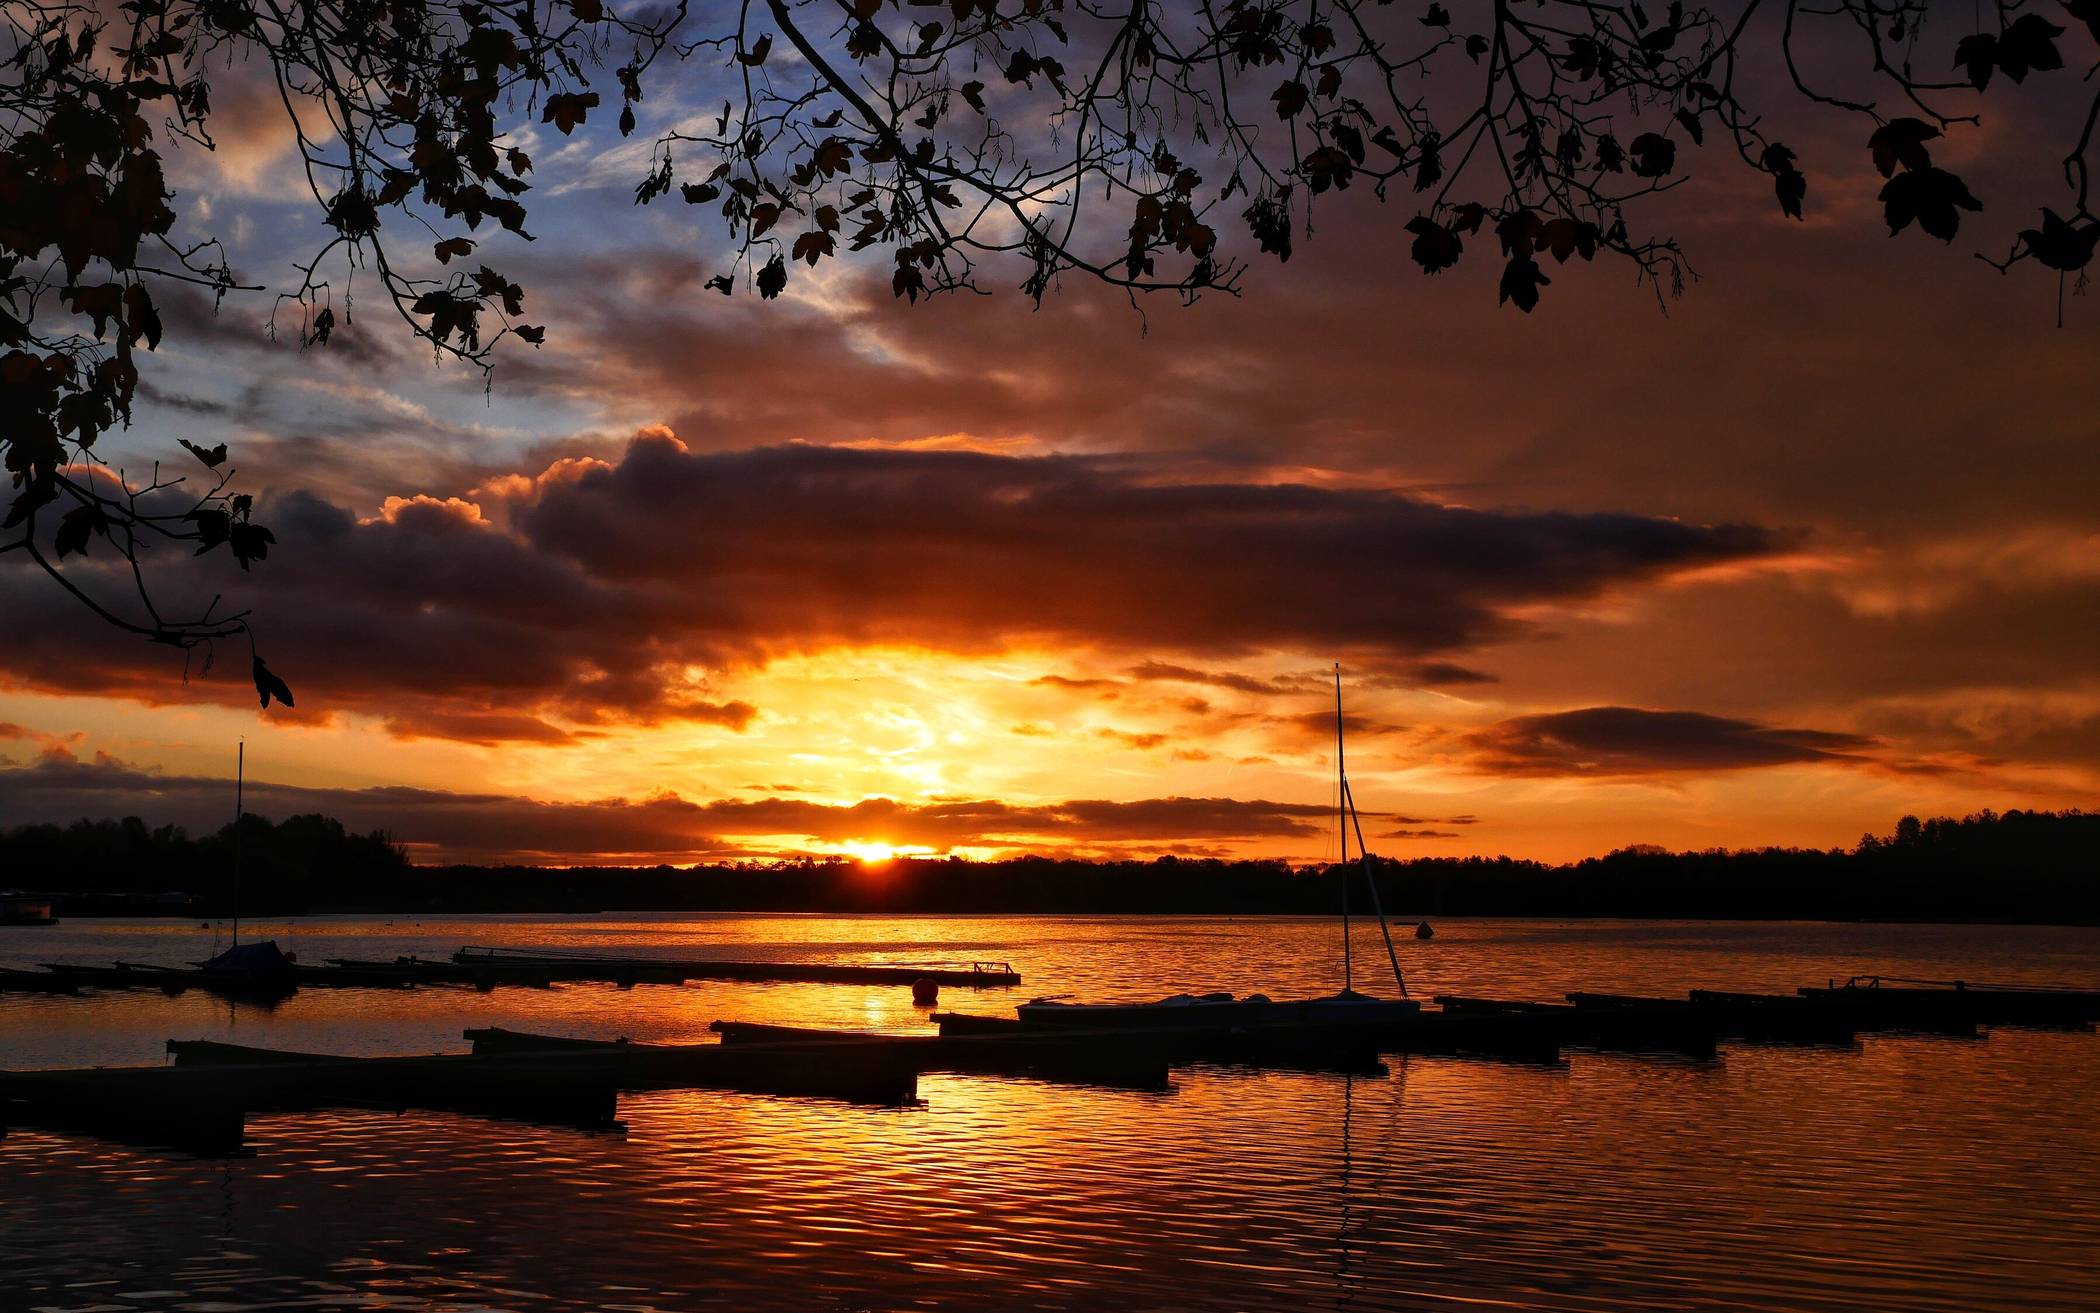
1798 978 2100 1029
0 1034 924 1152
3 974 2091 1156
1434 995 1721 1058
468 1022 1178 1093
444 947 1021 989
0 948 1021 1001
934 1007 1564 1067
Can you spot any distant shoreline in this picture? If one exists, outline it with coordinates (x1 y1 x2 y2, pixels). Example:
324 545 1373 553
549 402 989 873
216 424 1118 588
8 807 2096 927
28 899 2100 932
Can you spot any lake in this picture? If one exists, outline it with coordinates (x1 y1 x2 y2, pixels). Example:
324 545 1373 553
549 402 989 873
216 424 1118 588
3 914 2098 1311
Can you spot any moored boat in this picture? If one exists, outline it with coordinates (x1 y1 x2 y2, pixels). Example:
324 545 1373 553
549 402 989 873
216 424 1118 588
0 891 58 926
1007 667 1419 1031
1016 989 1420 1029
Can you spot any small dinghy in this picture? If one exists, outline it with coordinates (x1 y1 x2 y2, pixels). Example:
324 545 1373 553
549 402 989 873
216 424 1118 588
193 939 300 998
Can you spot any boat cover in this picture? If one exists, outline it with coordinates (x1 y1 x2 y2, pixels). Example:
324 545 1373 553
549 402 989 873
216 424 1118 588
202 940 297 973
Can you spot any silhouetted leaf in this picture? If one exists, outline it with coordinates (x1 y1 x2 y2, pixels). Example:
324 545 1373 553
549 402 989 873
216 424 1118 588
434 238 476 264
1762 143 1805 220
1405 217 1462 273
325 186 379 238
229 521 274 571
813 138 854 177
1538 217 1599 263
1242 194 1293 261
757 253 787 299
179 438 228 469
1422 5 1451 28
1628 133 1676 178
1995 13 2065 82
124 285 161 349
1879 167 1982 241
55 503 107 559
253 657 295 710
792 230 836 265
1498 254 1550 312
541 92 599 135
1465 34 1488 62
1868 118 1937 178
2069 0 2100 45
2019 208 2100 271
1953 33 1996 91
1774 168 1806 220
3 479 55 531
185 507 231 552
1495 210 1544 257
740 35 773 66
64 284 123 339
1272 80 1308 120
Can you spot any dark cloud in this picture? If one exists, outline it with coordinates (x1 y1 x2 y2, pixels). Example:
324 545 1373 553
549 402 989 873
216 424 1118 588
1405 661 1499 687
1126 662 1318 695
1466 706 1876 776
0 751 1336 865
1032 674 1124 695
2 435 1778 742
520 435 1778 659
1094 728 1168 750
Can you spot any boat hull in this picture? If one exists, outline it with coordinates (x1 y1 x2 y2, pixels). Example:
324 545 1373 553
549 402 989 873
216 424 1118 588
1015 994 1421 1030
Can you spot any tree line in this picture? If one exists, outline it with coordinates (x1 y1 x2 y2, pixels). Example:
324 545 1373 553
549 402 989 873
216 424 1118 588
3 807 2094 924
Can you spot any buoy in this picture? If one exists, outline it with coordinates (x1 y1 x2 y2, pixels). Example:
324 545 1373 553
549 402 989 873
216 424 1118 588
1415 921 1436 940
911 977 940 1006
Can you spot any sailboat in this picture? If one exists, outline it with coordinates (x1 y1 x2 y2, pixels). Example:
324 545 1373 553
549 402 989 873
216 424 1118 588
194 740 300 996
1015 666 1421 1030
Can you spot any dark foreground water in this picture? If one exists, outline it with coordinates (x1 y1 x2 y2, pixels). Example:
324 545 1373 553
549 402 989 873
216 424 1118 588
3 914 2097 1312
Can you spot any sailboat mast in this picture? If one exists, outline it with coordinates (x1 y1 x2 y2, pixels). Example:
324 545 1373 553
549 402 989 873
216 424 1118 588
1345 777 1410 998
231 739 244 948
1335 663 1351 993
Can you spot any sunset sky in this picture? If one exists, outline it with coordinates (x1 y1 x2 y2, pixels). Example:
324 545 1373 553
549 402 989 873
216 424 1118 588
3 34 2096 868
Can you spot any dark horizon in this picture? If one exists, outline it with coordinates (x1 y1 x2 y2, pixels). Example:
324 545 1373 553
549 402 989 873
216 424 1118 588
9 805 2095 926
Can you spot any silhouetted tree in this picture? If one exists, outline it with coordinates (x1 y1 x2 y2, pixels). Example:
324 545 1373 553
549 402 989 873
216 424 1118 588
5 805 2093 921
7 1 2100 670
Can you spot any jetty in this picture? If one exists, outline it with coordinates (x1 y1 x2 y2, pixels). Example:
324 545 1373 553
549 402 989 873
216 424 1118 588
0 1033 923 1152
1798 976 2100 1029
0 946 1021 1002
2 976 2092 1156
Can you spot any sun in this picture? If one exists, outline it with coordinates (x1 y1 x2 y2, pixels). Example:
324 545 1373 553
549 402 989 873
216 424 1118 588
841 840 899 865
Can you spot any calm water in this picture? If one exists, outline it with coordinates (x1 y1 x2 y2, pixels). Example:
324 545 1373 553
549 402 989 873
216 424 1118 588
3 914 2098 1311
